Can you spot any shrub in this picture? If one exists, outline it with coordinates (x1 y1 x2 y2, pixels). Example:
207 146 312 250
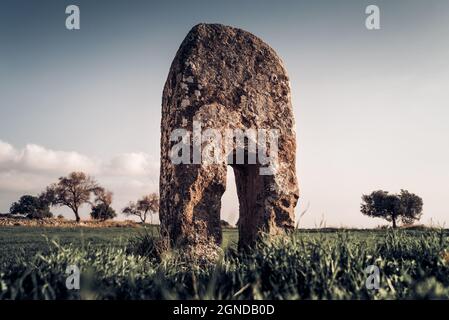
10 195 53 219
90 204 117 221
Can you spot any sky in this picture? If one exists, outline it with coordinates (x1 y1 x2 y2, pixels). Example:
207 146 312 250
0 0 448 227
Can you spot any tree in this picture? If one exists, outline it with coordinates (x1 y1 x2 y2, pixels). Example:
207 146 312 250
361 189 423 228
93 188 113 207
122 193 159 224
10 194 53 219
44 172 101 223
90 188 116 221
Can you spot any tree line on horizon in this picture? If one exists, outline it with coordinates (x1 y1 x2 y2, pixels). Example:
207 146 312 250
6 171 159 223
3 171 424 228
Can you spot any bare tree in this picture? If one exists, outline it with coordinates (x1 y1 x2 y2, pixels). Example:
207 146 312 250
44 172 101 223
122 193 159 224
93 188 113 206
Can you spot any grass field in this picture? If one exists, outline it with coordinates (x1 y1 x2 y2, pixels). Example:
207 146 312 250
0 226 238 268
1 226 449 299
0 226 144 269
0 226 384 268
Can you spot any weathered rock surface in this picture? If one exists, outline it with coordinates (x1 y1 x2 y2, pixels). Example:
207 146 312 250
159 23 299 252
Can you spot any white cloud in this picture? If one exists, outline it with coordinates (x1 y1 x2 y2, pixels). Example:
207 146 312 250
0 171 54 193
0 140 160 177
20 144 97 173
105 152 158 176
0 140 96 174
0 140 17 167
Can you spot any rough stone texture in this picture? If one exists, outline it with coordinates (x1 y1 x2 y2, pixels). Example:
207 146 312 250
159 23 299 251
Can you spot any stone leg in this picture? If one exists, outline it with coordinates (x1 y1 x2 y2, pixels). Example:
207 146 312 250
162 164 227 247
232 165 265 248
232 164 298 249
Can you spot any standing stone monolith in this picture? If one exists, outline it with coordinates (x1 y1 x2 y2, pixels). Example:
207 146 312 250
159 23 299 258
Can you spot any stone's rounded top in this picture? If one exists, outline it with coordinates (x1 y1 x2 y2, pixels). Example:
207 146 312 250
187 23 259 40
164 23 291 119
189 23 239 34
178 23 285 68
187 23 260 41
